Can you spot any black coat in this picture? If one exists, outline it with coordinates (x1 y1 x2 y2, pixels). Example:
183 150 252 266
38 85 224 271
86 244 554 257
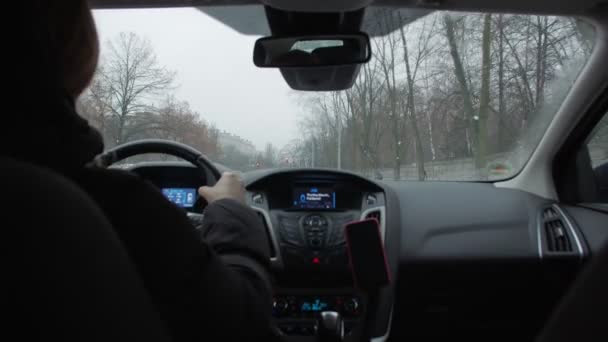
73 168 274 341
3 96 274 340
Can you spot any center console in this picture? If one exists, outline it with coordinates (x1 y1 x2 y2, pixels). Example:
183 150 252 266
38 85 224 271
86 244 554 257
276 212 356 270
272 211 365 338
246 171 387 341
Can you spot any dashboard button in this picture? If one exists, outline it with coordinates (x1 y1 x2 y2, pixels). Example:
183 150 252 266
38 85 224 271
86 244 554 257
279 216 300 227
273 298 290 317
282 246 310 266
280 233 304 247
334 235 346 246
310 238 322 248
297 325 315 336
344 297 360 316
279 222 305 247
278 324 296 335
280 223 300 232
282 229 300 238
344 321 355 335
327 230 345 246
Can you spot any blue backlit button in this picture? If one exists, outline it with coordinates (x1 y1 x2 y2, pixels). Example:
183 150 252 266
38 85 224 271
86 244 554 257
311 298 329 311
301 302 312 312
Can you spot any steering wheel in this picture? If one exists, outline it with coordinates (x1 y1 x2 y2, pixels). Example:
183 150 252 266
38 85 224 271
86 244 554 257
93 139 221 224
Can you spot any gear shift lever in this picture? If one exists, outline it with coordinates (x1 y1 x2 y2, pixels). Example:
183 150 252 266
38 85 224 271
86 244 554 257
316 311 344 342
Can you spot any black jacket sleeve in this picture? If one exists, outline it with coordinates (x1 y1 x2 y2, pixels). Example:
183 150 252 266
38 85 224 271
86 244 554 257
199 198 273 291
72 168 273 341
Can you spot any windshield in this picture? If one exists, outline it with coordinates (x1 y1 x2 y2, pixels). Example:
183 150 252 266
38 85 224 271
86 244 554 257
81 7 595 181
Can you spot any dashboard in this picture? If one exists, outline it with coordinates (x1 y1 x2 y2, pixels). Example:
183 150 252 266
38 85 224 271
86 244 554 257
126 162 608 342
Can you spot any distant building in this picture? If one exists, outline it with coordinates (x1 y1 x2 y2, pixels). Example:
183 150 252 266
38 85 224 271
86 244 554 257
218 131 257 156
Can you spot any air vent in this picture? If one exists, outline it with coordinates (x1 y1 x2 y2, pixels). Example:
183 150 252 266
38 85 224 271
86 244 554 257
365 210 382 224
545 219 572 252
539 205 582 256
543 207 558 220
256 212 277 258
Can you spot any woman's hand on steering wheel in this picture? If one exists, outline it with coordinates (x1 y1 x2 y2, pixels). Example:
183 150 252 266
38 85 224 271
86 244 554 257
188 172 246 230
198 172 246 204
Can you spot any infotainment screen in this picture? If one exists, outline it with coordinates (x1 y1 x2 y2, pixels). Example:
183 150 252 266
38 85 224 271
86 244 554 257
293 186 336 209
161 188 197 208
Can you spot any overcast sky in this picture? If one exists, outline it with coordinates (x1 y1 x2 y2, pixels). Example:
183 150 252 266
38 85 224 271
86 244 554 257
93 8 301 151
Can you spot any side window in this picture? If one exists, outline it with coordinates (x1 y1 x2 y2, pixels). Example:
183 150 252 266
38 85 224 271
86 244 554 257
587 113 608 202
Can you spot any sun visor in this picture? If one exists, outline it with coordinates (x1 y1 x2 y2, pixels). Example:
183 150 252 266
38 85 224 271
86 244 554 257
280 65 360 91
196 6 431 37
197 5 271 36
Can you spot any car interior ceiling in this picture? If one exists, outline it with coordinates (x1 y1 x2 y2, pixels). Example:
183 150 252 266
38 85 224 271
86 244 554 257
9 0 608 342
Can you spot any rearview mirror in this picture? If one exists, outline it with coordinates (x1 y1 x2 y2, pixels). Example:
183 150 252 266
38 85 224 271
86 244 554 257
253 33 371 68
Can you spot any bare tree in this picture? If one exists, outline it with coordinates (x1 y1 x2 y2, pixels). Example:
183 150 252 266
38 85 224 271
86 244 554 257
477 14 492 170
98 32 175 145
374 10 406 179
444 14 476 156
398 11 437 180
262 143 278 168
495 14 507 149
352 62 385 175
80 66 112 136
290 12 592 180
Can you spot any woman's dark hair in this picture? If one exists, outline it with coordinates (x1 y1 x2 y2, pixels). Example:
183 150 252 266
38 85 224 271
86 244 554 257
27 0 99 98
3 0 105 170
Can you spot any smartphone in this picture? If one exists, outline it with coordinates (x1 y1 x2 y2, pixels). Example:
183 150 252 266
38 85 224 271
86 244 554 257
344 218 391 289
